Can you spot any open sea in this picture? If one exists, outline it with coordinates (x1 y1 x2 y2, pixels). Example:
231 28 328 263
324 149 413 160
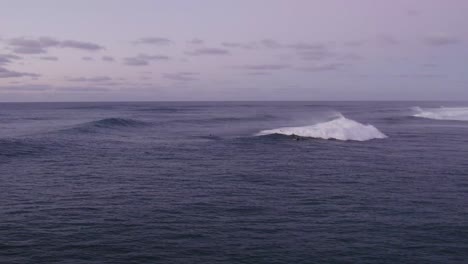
1 101 467 264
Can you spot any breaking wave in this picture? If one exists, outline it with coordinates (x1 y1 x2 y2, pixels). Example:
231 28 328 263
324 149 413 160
412 107 468 121
256 115 387 141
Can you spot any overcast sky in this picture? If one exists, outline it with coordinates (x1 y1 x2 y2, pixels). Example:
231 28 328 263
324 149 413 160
0 0 467 101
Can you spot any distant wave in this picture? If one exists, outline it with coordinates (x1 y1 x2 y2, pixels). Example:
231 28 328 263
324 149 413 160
208 115 276 123
412 107 468 121
87 118 147 128
256 114 387 141
136 107 183 113
65 118 148 133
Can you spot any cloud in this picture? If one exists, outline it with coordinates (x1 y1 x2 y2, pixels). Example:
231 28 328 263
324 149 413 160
67 76 112 82
123 54 170 66
0 67 40 78
124 57 148 66
60 40 103 51
139 54 170 60
299 50 335 61
261 39 282 48
424 35 462 46
376 35 399 46
82 56 94 61
247 72 271 76
39 56 58 61
0 84 50 91
8 37 59 54
188 38 204 45
0 84 111 93
239 64 289 70
163 72 199 81
135 37 172 45
396 73 445 78
58 86 111 92
287 42 327 50
186 48 230 56
297 63 346 72
102 56 115 62
344 41 364 47
339 53 363 61
0 54 22 65
6 36 104 54
221 42 255 49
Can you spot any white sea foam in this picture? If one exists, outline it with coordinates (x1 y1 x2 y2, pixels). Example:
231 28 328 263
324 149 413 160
256 115 387 141
412 107 468 121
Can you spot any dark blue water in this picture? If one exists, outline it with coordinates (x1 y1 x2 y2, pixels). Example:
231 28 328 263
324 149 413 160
1 102 467 264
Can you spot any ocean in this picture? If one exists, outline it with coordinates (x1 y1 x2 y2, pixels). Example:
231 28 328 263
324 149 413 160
1 101 467 263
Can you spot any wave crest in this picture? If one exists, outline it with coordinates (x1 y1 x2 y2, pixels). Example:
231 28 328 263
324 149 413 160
63 118 148 134
412 107 468 121
256 115 387 141
87 118 147 128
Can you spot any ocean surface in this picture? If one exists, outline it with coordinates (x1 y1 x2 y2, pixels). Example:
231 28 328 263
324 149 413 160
1 101 467 264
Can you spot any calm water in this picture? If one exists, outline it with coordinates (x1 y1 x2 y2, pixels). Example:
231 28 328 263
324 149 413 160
1 101 467 264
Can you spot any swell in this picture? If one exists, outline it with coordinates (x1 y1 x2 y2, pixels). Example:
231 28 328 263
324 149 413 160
0 138 48 159
207 114 276 123
167 114 277 125
61 118 149 134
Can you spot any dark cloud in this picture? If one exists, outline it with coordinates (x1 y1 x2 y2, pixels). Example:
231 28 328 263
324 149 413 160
163 72 199 81
424 35 461 46
240 64 289 70
8 37 59 54
407 9 420 16
186 48 230 56
299 50 335 61
102 56 115 62
297 63 346 72
7 37 104 54
67 76 112 82
261 39 282 48
287 42 327 50
11 46 47 54
82 56 94 61
221 42 255 49
135 37 172 45
188 38 204 45
0 67 40 78
39 56 58 61
0 54 22 65
123 54 170 66
124 57 148 66
140 54 170 60
60 40 103 51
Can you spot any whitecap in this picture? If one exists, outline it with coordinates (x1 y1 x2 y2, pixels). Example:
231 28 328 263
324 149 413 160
412 107 468 121
256 114 387 141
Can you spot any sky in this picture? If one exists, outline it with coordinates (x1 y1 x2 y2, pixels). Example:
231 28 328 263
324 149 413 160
0 0 467 101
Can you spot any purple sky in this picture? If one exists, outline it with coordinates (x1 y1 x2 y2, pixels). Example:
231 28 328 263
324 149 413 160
1 0 467 101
